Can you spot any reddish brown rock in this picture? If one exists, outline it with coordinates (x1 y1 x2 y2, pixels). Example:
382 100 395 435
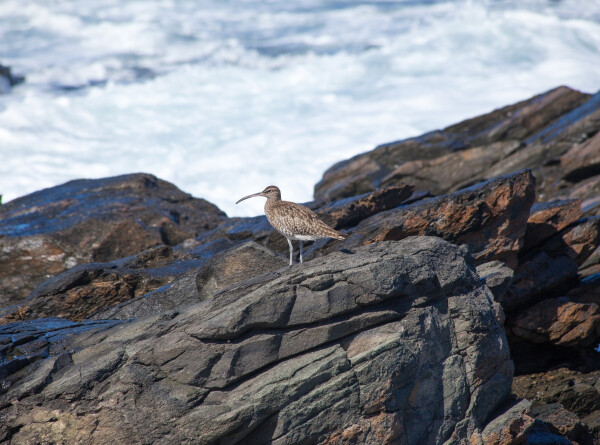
0 240 288 323
0 245 183 323
559 174 600 217
568 275 600 303
380 140 521 196
540 216 600 266
503 252 579 312
475 399 536 445
582 410 600 445
193 184 419 263
321 412 401 445
509 297 600 348
0 173 227 308
315 170 536 269
523 199 583 251
531 402 592 444
315 156 388 202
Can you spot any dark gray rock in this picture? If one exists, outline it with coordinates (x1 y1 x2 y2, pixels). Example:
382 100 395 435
0 237 513 445
476 261 514 303
87 241 287 320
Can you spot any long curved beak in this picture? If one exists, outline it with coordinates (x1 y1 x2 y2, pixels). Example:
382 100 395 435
235 192 264 204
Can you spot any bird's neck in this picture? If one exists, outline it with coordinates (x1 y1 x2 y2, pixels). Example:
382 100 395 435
264 196 281 213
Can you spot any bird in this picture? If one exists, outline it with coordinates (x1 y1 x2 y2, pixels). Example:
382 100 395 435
236 185 346 265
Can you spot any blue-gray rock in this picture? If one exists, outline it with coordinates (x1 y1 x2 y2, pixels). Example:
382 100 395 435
0 237 513 444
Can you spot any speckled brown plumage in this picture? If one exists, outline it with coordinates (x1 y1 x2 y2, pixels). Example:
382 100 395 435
236 185 346 265
265 199 345 241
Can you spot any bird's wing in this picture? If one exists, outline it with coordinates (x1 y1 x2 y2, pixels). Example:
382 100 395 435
283 202 345 239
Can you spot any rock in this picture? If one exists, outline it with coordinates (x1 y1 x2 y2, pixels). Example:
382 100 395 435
476 261 514 302
193 184 419 264
314 86 591 202
523 199 583 252
504 215 600 312
476 399 536 445
475 398 590 445
315 184 415 230
320 169 535 269
502 252 579 312
561 131 600 183
0 237 513 444
567 274 600 303
0 240 287 323
0 173 227 308
379 140 521 196
0 317 124 391
88 241 287 321
559 174 600 217
513 369 600 419
538 216 600 266
581 410 600 445
508 297 600 348
3 170 535 323
531 403 592 445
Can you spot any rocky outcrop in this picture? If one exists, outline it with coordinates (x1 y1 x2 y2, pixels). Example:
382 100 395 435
322 170 535 269
0 237 513 444
309 85 600 444
314 86 593 202
0 173 227 308
1 171 534 325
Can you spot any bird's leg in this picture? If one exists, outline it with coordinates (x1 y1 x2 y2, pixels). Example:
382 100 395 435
299 241 303 264
287 238 293 266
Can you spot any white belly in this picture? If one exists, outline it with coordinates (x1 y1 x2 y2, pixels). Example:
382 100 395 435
276 230 320 242
292 234 321 241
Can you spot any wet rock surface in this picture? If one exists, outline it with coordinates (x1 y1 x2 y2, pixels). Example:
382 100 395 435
2 85 600 443
0 173 227 308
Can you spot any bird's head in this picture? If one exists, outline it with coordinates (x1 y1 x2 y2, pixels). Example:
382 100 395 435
236 185 281 204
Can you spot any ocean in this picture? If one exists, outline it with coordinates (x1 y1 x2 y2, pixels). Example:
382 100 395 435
1 0 599 217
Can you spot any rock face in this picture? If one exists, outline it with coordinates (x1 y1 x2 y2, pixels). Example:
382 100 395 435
0 237 513 445
0 173 227 308
314 83 600 366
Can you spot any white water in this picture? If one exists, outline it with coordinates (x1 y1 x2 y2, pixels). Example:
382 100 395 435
1 0 599 216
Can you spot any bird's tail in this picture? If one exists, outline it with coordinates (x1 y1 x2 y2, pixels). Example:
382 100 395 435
333 230 347 240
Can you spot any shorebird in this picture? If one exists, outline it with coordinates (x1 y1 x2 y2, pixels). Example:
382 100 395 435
236 185 346 265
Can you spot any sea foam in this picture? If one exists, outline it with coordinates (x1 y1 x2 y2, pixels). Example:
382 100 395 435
1 0 599 216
